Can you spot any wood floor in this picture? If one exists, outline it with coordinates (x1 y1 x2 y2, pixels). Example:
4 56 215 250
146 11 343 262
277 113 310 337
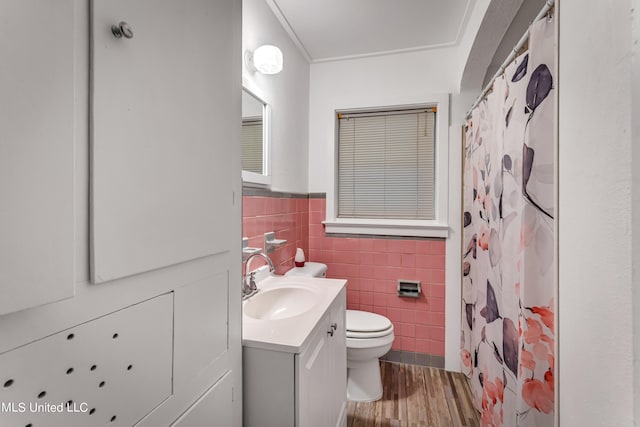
346 361 480 427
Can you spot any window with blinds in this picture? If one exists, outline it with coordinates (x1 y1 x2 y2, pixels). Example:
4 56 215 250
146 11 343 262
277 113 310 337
337 108 436 220
242 117 263 175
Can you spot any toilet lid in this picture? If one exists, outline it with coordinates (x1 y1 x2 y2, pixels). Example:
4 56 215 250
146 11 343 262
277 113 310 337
346 310 392 333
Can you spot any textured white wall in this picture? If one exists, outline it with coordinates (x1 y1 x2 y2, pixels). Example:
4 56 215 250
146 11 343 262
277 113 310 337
633 0 640 423
243 0 310 193
558 0 635 425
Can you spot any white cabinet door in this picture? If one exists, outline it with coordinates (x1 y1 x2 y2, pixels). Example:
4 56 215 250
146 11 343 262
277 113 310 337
329 290 347 427
296 290 347 427
0 0 75 315
91 0 235 282
297 323 331 427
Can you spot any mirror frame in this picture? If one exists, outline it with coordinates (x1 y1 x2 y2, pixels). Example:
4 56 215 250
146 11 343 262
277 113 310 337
241 85 271 187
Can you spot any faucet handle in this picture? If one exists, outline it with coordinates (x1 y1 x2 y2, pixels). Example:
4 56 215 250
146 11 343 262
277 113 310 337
249 272 257 291
242 277 252 298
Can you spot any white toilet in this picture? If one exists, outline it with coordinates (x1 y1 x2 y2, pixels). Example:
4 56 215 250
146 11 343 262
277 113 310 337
344 309 394 401
285 262 395 402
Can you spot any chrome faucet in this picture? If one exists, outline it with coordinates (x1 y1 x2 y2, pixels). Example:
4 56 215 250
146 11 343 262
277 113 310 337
243 252 275 299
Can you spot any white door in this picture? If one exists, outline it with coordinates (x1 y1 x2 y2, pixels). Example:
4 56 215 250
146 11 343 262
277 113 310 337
0 0 75 315
91 0 235 283
90 0 242 424
0 0 242 425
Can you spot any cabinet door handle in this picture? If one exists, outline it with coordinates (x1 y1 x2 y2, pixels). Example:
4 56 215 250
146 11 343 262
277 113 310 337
111 21 134 39
330 323 337 331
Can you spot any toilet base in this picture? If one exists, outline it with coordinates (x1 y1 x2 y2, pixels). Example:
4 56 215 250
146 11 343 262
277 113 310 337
346 359 383 402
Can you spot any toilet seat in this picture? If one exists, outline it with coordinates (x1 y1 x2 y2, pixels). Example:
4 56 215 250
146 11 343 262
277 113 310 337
347 328 394 339
346 310 394 339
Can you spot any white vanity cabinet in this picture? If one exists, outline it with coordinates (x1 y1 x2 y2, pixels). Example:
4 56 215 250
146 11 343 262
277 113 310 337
243 287 347 427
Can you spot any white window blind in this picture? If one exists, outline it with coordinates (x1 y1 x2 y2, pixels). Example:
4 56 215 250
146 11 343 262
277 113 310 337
242 118 263 174
337 109 435 220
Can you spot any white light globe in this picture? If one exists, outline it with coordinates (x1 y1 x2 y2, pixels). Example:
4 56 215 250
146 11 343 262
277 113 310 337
252 45 283 75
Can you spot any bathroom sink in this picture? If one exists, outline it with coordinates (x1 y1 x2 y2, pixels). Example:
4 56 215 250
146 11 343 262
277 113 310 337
242 275 347 352
244 286 318 320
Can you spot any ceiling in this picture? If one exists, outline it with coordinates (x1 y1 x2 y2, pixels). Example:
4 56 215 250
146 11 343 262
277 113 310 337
268 0 474 63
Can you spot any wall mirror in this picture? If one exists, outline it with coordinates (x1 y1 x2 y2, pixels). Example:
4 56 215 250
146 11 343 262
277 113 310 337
242 88 270 186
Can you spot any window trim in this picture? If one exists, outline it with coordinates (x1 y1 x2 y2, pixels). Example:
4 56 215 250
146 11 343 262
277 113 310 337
325 96 450 238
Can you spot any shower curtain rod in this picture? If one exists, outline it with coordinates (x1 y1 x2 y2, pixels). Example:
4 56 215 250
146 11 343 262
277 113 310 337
464 0 555 119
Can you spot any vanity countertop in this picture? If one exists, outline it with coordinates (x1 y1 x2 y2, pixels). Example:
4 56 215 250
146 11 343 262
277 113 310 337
242 274 347 353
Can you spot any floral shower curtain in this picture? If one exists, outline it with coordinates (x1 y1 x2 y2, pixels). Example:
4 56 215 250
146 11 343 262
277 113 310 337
461 16 555 427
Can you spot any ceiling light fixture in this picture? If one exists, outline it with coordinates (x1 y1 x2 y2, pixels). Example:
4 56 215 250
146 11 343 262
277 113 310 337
246 45 283 75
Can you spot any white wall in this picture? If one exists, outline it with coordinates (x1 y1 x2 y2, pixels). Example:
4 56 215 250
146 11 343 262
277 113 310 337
457 0 526 92
481 0 545 87
306 0 492 189
455 0 490 90
242 90 263 117
243 0 310 193
308 48 459 194
558 0 636 425
633 0 640 423
308 47 466 369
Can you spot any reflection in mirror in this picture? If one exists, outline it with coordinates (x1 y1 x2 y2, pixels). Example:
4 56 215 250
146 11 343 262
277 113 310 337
242 89 270 186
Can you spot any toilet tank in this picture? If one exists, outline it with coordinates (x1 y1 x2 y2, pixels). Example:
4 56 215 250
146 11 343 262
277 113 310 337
284 262 327 278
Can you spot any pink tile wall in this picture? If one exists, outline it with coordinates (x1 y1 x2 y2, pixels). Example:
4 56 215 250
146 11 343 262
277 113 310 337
307 197 447 357
242 195 309 275
242 193 447 357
